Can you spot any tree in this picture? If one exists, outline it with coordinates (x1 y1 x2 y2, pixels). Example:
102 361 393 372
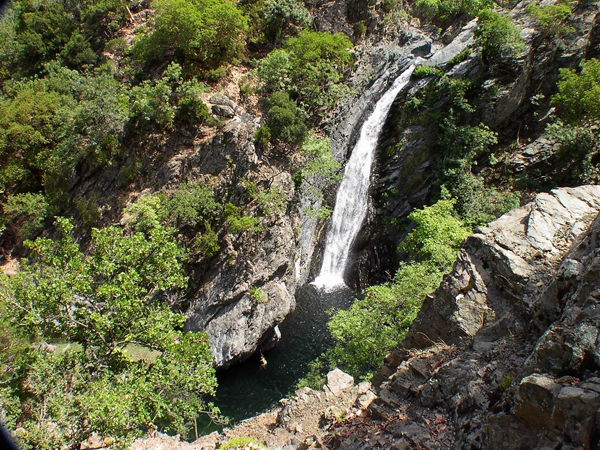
134 0 248 67
0 218 219 448
475 9 525 62
551 58 600 124
256 30 352 116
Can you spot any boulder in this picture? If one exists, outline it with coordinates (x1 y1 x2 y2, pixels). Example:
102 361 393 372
325 369 354 396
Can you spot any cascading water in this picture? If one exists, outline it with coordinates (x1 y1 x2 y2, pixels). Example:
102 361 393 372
313 64 416 289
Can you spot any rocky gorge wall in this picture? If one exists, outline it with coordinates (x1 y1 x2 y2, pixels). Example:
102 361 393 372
131 186 600 450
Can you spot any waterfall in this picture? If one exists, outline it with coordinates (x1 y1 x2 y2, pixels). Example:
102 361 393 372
313 64 416 289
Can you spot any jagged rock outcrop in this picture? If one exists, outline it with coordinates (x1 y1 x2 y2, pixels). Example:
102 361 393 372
330 186 600 449
358 0 599 289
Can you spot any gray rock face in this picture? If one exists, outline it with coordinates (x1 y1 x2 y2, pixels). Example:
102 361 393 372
334 186 600 449
185 170 297 368
406 186 600 349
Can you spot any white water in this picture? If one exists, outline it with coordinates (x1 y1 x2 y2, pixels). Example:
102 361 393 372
313 64 416 289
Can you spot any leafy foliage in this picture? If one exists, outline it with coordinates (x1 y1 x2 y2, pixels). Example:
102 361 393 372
544 59 600 183
525 1 573 36
261 0 312 43
257 91 308 146
475 9 525 62
133 0 248 68
415 0 487 24
1 193 49 240
551 59 600 124
0 218 218 448
307 200 470 382
256 30 352 117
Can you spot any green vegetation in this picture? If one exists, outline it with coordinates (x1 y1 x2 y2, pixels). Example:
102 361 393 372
525 1 573 37
475 9 525 62
0 218 219 449
1 193 49 240
219 436 266 449
302 200 470 382
546 59 600 182
415 0 487 24
256 30 353 118
133 0 248 68
412 65 442 79
256 91 308 146
249 287 267 304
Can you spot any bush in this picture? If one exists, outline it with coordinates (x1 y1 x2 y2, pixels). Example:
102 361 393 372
400 199 470 268
193 224 220 258
256 30 352 116
415 0 486 24
224 203 260 234
134 0 248 68
412 65 442 78
261 91 308 146
219 437 265 449
551 59 600 124
169 182 220 228
249 287 267 304
475 9 525 62
176 79 211 124
318 200 470 380
1 193 49 239
546 59 600 183
122 193 169 232
525 1 573 36
0 218 219 448
262 0 312 43
440 171 521 226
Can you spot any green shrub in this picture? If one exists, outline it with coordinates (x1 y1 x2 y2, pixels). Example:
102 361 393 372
256 186 288 217
525 1 573 36
219 437 265 449
75 195 102 230
551 59 600 124
129 64 181 129
1 193 49 239
412 65 442 78
193 224 220 258
262 0 312 43
415 0 486 24
261 91 308 146
297 136 341 212
122 193 169 233
546 59 600 183
224 203 260 234
169 182 220 228
475 9 525 61
254 125 272 149
318 200 470 380
133 0 248 68
0 218 218 449
249 287 267 304
256 31 352 116
176 79 211 124
400 199 471 268
440 172 521 226
353 21 367 38
205 66 228 82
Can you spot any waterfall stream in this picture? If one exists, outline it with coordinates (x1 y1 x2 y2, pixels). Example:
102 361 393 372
313 64 416 288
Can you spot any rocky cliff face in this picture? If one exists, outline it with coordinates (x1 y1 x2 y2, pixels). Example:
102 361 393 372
357 0 600 289
333 186 600 449
132 186 600 450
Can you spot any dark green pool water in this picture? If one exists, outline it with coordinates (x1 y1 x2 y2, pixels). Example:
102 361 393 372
196 283 355 435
